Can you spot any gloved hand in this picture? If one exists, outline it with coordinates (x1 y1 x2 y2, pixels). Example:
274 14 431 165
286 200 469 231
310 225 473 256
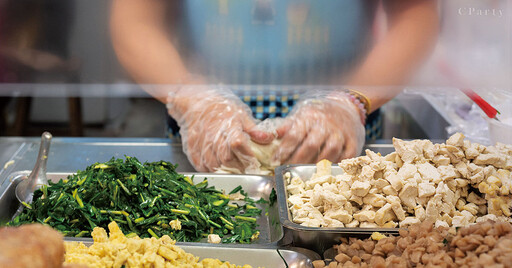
272 90 366 164
167 86 273 173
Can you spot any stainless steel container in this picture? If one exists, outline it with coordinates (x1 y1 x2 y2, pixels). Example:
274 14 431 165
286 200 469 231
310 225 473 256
66 239 320 268
275 164 399 254
0 171 283 246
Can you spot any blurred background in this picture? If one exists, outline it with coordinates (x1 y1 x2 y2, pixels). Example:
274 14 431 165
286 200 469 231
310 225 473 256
0 0 510 144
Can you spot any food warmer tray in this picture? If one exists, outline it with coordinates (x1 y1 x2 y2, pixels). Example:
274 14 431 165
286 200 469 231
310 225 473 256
0 171 284 247
275 164 400 254
66 239 321 268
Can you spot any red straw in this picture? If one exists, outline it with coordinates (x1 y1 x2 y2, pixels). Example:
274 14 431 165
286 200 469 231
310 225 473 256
460 88 500 119
438 60 500 120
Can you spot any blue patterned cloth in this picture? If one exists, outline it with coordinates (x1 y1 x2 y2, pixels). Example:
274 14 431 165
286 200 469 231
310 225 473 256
235 90 382 141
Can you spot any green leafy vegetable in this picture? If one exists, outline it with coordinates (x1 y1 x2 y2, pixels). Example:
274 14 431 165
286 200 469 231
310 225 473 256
9 156 265 243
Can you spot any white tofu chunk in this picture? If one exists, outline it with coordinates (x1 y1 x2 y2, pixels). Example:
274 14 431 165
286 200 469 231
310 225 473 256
353 210 376 223
399 217 421 228
324 209 353 224
438 165 458 182
208 234 222 244
346 219 360 228
446 133 465 147
386 196 406 221
384 172 403 192
399 182 418 209
374 204 397 226
397 163 418 180
363 193 387 208
315 159 332 176
433 155 451 166
434 220 449 228
418 182 436 198
417 162 441 183
351 180 372 197
414 205 426 221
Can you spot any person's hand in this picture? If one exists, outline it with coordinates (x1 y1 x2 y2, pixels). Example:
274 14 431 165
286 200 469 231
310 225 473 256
272 91 366 164
167 86 273 173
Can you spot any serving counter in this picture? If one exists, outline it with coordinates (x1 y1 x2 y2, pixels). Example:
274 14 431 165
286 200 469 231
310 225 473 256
0 137 396 189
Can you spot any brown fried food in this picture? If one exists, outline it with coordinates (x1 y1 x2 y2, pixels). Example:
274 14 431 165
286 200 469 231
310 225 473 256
0 224 64 268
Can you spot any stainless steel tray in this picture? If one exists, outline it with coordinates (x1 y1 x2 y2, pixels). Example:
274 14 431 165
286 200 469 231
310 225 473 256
66 239 320 268
0 171 283 246
275 164 399 254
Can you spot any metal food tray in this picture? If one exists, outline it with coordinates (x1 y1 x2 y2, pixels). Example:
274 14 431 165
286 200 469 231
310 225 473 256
66 239 320 268
275 164 400 254
0 171 283 246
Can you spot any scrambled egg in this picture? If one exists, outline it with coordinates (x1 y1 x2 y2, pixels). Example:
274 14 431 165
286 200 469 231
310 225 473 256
65 222 252 268
370 232 387 241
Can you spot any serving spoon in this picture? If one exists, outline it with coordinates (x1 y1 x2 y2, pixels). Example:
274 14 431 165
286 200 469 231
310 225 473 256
15 132 52 204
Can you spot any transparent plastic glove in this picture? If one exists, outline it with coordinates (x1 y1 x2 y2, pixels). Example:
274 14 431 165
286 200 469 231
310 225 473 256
272 91 366 164
166 86 273 173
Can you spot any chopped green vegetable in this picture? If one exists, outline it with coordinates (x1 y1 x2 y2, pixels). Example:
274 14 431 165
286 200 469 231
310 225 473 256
8 156 264 243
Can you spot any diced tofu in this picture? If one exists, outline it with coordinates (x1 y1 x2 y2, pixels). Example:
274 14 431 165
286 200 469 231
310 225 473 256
446 133 465 147
418 182 436 198
487 175 502 187
475 214 498 223
399 217 421 228
337 180 350 192
397 164 418 180
374 179 390 189
382 185 398 196
315 159 332 177
455 178 469 188
346 219 360 228
433 155 451 166
170 219 182 231
452 210 474 227
374 204 397 226
322 192 347 208
382 221 398 228
463 203 479 215
208 234 221 244
417 162 441 183
384 152 397 162
287 195 304 207
286 184 303 195
324 209 353 224
455 162 469 178
351 181 372 197
349 194 363 206
387 196 406 221
434 220 449 228
469 171 485 184
363 193 387 208
384 172 403 191
324 217 345 227
290 176 305 186
438 165 458 182
399 183 418 209
306 175 332 189
360 165 375 181
393 138 420 163
354 210 376 223
474 154 506 168
414 205 426 221
339 158 361 176
302 218 323 227
425 195 443 221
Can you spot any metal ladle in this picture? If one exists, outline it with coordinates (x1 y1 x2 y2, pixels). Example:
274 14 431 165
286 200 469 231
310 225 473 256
15 132 52 204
